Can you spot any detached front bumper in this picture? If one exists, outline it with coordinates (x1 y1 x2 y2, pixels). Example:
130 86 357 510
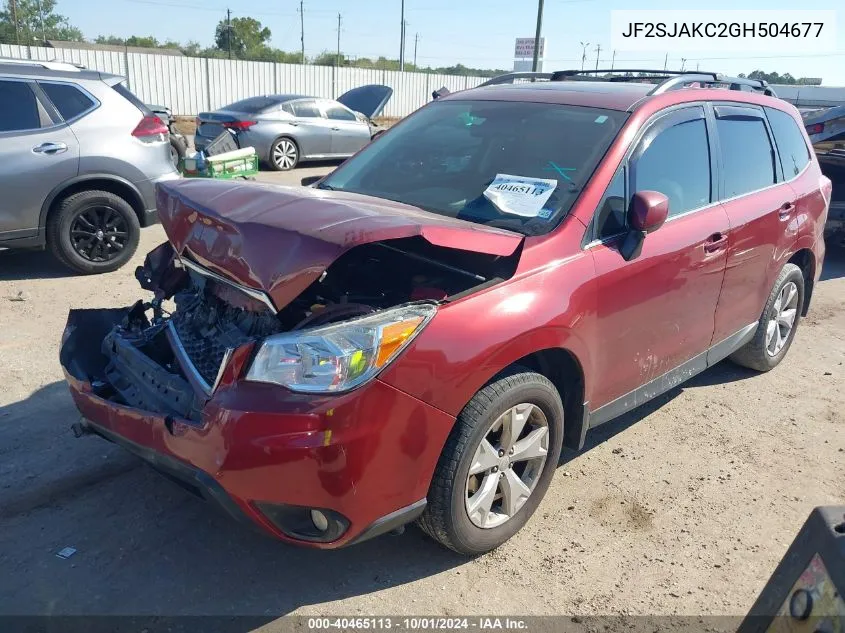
60 308 454 548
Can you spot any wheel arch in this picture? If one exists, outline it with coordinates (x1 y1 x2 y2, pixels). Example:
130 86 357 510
787 247 816 316
40 175 146 243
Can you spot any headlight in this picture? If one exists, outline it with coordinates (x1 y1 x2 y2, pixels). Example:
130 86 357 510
245 303 437 393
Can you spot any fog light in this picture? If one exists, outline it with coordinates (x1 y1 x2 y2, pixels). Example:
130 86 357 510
310 509 329 532
254 502 349 543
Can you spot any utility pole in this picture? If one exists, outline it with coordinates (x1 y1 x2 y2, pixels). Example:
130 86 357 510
399 0 405 71
35 0 46 44
594 44 601 71
226 8 232 60
663 52 668 70
579 41 589 71
336 13 341 67
414 32 419 68
531 0 544 72
10 0 21 45
680 57 686 71
696 62 700 71
610 50 616 70
299 0 305 64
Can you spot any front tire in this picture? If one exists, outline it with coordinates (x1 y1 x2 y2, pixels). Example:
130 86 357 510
46 190 140 274
418 367 564 555
730 263 805 372
269 137 300 171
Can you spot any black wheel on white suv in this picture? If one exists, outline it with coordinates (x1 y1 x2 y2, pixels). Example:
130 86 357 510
418 367 564 555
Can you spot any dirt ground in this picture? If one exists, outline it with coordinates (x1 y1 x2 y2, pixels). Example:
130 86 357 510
0 165 843 625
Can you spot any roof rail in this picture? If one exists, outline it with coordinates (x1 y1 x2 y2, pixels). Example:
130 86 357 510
0 56 85 71
548 68 776 97
477 71 553 87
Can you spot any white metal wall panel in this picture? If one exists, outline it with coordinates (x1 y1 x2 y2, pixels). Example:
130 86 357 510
1 44 492 117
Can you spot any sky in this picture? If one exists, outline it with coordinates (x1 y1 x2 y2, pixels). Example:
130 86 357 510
58 0 845 84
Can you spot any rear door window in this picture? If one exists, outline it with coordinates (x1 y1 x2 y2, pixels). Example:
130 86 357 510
324 105 357 121
765 107 811 179
39 82 97 121
715 109 777 198
0 80 41 132
292 101 321 118
631 113 711 217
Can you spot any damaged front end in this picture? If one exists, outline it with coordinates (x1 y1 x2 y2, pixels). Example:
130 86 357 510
63 231 520 423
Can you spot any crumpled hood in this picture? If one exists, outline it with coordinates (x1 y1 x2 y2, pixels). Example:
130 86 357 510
155 180 523 310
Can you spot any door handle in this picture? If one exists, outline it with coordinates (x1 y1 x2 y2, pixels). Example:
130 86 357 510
778 202 795 219
703 232 728 253
32 142 68 154
331 127 340 131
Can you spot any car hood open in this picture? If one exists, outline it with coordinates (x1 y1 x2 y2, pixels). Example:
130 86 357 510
155 180 523 311
336 85 393 119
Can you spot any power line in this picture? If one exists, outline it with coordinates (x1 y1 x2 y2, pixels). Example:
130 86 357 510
531 0 543 72
226 8 231 60
336 13 341 67
299 0 305 63
399 0 405 71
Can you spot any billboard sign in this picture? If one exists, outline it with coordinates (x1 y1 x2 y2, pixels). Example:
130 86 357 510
514 37 545 58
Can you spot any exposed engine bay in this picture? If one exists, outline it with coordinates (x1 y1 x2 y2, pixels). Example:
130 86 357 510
72 237 519 422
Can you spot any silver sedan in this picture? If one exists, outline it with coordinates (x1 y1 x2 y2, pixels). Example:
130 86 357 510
194 85 392 171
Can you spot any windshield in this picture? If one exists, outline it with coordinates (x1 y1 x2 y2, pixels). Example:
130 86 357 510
319 100 627 235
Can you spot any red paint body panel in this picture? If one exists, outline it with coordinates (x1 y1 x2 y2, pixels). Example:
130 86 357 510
155 179 522 310
62 82 830 548
64 366 455 548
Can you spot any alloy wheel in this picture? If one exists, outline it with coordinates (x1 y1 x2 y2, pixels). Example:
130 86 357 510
69 206 129 263
766 281 799 356
272 139 298 169
465 403 549 529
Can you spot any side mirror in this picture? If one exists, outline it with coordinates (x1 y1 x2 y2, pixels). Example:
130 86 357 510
629 190 669 233
620 191 669 261
301 175 322 187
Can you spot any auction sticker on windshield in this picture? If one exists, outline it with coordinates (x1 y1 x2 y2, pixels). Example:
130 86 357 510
483 174 558 217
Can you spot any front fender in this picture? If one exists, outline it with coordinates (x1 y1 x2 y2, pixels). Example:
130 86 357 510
380 249 597 418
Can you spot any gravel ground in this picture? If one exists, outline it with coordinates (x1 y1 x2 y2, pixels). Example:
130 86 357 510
0 166 843 625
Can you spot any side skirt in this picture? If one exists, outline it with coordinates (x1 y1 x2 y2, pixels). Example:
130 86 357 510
586 322 758 430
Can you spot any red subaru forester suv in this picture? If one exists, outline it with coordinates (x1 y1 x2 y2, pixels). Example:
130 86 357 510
61 70 831 555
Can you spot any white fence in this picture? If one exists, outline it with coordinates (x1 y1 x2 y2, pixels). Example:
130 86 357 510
1 44 488 117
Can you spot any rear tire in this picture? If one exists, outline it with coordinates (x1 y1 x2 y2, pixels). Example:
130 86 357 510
47 190 140 274
418 367 564 555
269 137 300 171
730 263 804 372
169 135 187 169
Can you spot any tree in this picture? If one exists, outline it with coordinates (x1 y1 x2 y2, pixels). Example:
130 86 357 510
94 34 182 50
214 16 270 58
744 70 821 85
0 0 82 44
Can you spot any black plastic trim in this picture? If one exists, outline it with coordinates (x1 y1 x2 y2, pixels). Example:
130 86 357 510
346 498 427 546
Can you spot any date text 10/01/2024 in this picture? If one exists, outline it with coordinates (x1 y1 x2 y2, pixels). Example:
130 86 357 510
307 617 529 630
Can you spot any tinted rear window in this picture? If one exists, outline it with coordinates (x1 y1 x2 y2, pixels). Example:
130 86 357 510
293 101 321 117
223 96 280 113
112 82 151 114
716 117 776 198
0 80 40 131
40 82 96 120
766 107 811 178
